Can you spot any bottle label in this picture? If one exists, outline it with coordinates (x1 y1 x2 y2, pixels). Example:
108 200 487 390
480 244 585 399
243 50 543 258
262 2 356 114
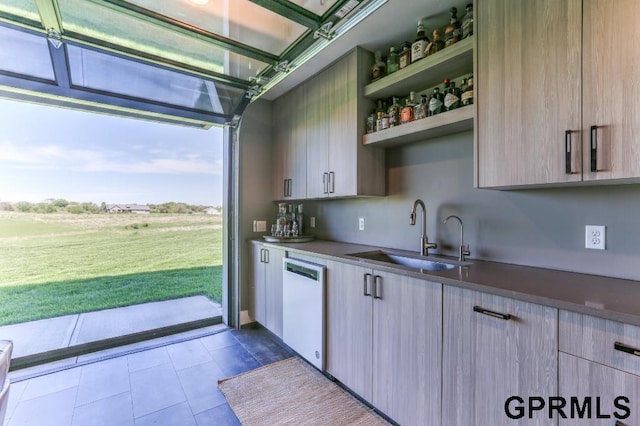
399 51 411 69
411 41 427 63
400 107 414 124
444 93 460 109
429 97 443 114
461 90 474 104
381 116 390 130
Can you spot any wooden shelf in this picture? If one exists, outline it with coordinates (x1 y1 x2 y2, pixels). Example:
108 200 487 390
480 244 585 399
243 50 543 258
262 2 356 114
364 36 474 99
362 106 474 148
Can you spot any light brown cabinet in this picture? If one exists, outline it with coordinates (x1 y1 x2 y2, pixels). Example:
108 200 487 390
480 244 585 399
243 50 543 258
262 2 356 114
273 84 306 199
442 285 558 426
325 259 441 425
249 243 285 338
476 0 640 188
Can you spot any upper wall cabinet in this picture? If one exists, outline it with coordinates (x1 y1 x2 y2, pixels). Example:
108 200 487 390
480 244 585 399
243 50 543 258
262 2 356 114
476 0 640 188
306 47 385 199
362 37 475 148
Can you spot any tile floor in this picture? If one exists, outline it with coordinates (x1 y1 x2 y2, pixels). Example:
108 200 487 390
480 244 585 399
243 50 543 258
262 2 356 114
4 326 294 426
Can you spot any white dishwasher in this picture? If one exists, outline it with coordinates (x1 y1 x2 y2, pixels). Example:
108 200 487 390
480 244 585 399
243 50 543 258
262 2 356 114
282 257 325 370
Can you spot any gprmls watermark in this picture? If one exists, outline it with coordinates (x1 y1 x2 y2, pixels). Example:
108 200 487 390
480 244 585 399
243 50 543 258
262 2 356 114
504 396 631 420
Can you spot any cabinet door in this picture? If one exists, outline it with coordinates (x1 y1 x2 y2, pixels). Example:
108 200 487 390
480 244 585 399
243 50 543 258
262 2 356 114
443 286 558 426
288 85 307 199
582 0 640 181
263 247 284 338
250 244 266 325
325 259 373 401
559 353 639 425
305 66 330 198
273 95 288 199
372 272 442 426
476 0 582 187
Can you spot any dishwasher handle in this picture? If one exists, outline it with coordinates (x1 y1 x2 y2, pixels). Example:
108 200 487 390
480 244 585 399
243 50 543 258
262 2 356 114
285 262 320 281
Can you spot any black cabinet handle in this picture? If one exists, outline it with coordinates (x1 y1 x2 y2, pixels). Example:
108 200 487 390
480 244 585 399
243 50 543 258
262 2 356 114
288 179 293 197
373 275 382 299
565 130 573 174
329 171 335 194
473 305 512 320
614 341 640 357
363 273 372 297
590 125 598 172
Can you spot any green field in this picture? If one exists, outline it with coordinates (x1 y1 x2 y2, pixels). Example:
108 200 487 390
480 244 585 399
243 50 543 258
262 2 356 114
0 211 222 326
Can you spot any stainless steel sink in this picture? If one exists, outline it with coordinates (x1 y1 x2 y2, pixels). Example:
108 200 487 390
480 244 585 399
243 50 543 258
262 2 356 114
346 250 468 272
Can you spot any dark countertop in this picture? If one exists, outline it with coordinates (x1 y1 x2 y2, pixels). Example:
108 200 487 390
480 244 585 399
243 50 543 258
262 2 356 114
251 239 640 327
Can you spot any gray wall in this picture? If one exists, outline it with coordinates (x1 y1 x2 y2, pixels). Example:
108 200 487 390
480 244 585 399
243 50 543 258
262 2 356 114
306 130 640 281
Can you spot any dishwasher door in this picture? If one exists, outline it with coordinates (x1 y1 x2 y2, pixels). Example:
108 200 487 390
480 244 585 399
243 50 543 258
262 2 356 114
282 257 325 370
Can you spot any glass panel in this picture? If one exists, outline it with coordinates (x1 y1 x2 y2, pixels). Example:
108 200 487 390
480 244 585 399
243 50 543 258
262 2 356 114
67 45 245 115
58 0 268 81
124 0 308 56
289 0 342 16
0 25 55 80
0 0 41 23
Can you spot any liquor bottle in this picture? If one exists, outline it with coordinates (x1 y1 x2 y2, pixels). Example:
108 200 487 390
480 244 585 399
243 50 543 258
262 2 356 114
376 111 384 132
398 42 412 70
444 7 461 48
462 3 473 39
461 73 474 106
411 21 429 64
366 109 376 133
386 46 399 74
444 80 461 111
428 87 444 116
425 28 445 56
381 111 390 130
414 94 428 120
371 50 386 81
400 92 416 124
388 97 401 128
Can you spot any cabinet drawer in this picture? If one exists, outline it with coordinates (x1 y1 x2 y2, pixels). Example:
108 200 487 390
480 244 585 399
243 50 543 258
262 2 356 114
559 310 640 377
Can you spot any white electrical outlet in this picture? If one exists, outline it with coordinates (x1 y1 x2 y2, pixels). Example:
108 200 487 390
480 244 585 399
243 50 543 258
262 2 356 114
358 217 365 231
585 225 606 250
256 220 267 232
310 217 316 228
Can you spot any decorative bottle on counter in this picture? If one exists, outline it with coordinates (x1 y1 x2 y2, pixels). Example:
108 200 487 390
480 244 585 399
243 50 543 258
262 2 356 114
386 46 399 74
444 7 461 47
411 21 429 63
462 3 473 39
371 50 386 81
296 204 305 235
461 73 474 106
398 41 412 70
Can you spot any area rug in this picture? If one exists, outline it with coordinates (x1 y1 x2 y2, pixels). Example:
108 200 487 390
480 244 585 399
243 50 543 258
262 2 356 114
218 357 389 426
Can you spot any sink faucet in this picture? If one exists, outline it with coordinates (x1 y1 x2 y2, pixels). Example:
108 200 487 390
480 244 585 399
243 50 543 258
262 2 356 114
409 199 437 256
443 215 471 261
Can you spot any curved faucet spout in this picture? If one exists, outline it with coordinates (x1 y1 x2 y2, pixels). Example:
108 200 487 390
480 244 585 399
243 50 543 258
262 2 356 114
410 199 437 256
444 215 471 261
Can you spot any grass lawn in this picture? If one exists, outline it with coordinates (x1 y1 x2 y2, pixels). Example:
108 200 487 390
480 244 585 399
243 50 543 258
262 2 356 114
0 211 223 325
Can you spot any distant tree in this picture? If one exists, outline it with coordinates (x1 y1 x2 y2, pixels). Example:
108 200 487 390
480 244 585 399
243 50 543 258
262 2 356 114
100 201 106 211
67 204 84 214
52 199 69 208
14 201 32 212
34 203 57 213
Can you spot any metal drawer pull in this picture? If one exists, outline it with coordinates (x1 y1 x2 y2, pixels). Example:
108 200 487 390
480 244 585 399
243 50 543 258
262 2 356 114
614 341 640 357
363 273 372 297
329 171 335 194
590 125 598 172
473 305 512 320
323 173 329 194
373 275 382 299
565 130 573 174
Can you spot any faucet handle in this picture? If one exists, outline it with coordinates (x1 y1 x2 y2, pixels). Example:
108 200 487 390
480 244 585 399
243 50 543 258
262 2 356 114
460 244 470 261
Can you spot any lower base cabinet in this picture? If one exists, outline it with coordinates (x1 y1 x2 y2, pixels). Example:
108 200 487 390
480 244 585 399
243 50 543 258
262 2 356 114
249 243 285 338
325 259 442 426
442 285 558 426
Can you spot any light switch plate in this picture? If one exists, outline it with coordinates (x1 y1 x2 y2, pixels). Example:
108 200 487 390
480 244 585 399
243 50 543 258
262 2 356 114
585 225 605 250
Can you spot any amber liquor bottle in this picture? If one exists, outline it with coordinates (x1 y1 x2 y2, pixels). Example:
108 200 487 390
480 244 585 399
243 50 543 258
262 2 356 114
411 21 429 63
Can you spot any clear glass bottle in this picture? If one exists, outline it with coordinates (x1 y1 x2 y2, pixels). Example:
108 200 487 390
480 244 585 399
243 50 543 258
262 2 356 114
461 73 474 106
388 97 401 127
400 92 416 124
398 41 412 70
414 94 428 120
371 50 386 81
428 87 444 116
386 46 399 74
444 7 461 48
411 21 429 63
366 109 376 133
296 204 304 235
462 3 473 39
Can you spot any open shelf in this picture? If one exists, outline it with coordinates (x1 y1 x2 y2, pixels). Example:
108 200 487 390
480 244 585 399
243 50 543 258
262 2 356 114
364 36 474 99
362 106 474 148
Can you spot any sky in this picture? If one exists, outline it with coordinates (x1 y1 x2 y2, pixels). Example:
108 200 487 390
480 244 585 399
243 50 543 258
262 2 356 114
0 98 224 206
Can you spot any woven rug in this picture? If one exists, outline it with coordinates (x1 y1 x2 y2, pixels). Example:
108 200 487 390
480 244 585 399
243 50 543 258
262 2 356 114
218 357 389 426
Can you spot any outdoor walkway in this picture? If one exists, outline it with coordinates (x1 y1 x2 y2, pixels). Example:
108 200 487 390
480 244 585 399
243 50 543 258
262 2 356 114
0 296 222 359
